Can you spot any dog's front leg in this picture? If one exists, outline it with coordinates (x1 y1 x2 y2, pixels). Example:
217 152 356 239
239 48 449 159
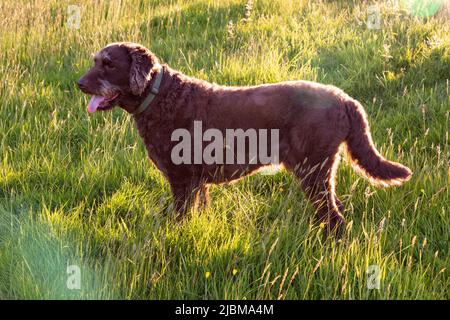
195 184 210 211
169 180 200 220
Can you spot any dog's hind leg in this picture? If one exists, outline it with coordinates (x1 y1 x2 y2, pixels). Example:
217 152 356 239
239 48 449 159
301 155 345 237
285 148 345 238
334 197 345 215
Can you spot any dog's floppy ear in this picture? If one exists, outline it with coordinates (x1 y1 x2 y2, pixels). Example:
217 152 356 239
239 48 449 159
128 45 159 96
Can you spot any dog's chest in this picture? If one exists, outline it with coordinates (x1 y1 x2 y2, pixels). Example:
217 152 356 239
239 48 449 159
136 121 173 175
146 140 170 168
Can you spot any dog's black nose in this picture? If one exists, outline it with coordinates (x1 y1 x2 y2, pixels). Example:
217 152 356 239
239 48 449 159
77 78 88 91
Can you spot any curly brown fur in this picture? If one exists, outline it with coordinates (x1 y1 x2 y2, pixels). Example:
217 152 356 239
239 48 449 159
78 42 412 237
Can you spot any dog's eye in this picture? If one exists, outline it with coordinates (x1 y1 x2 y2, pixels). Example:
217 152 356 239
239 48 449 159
103 60 115 70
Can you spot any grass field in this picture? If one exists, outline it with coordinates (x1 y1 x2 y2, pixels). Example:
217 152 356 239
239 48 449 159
0 0 448 299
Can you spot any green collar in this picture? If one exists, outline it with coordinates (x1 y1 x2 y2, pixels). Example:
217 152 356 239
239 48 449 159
133 65 164 115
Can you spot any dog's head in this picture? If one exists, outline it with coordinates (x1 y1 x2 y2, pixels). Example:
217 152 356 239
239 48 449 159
77 42 159 113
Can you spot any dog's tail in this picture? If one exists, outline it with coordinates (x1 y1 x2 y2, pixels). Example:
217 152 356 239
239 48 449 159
344 98 412 187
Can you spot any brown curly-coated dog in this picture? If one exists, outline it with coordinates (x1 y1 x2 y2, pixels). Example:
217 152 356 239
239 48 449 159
78 42 412 237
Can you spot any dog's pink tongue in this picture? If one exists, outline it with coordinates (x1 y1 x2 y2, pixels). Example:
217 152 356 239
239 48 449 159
87 96 105 113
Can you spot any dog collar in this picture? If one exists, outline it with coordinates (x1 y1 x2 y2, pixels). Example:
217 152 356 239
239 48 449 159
133 65 164 115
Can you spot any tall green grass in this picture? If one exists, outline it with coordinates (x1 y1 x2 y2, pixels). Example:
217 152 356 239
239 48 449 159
0 0 448 299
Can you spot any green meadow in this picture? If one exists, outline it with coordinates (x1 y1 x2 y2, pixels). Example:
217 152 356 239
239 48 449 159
0 0 448 299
